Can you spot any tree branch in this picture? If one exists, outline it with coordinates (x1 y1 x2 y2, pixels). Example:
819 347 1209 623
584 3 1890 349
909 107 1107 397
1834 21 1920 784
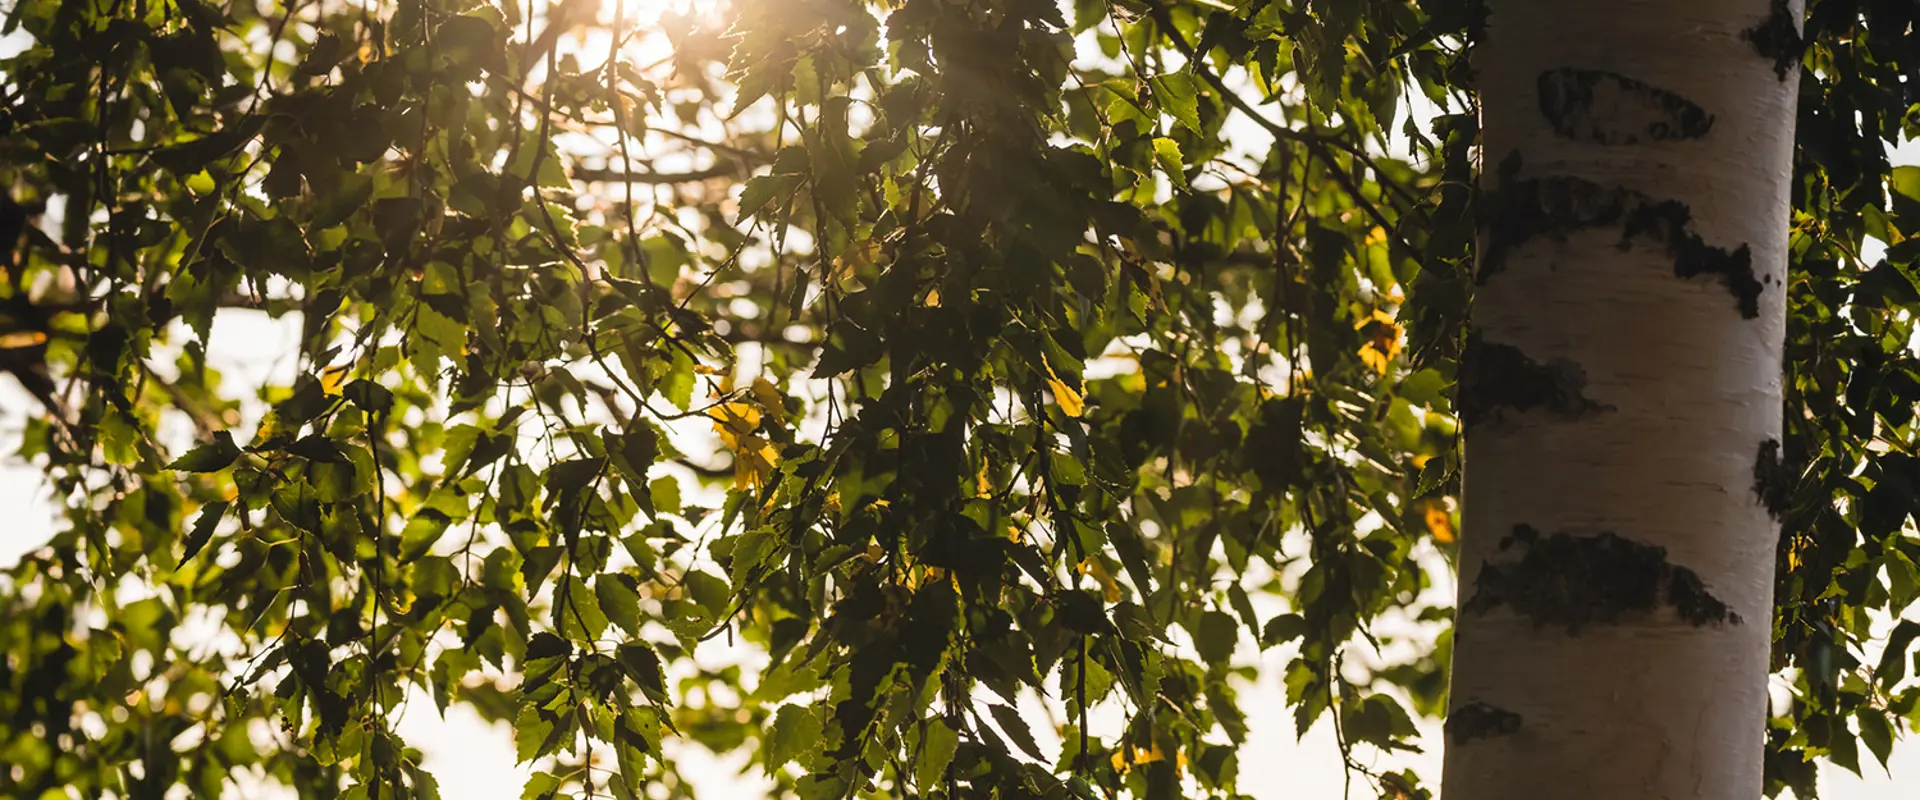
1140 0 1429 270
570 163 739 185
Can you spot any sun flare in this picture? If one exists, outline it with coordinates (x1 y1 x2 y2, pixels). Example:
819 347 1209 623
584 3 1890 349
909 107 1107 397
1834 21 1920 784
600 0 713 30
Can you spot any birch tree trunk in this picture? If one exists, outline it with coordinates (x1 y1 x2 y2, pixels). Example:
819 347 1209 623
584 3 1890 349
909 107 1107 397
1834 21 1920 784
1442 2 1802 798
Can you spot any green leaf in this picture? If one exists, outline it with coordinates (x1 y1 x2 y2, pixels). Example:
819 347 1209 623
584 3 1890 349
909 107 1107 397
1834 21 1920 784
615 707 663 775
649 476 681 515
522 772 561 800
1828 717 1861 776
344 379 394 413
169 431 241 472
682 569 730 617
595 573 642 635
286 434 347 463
375 196 424 251
989 703 1047 761
1150 73 1203 133
1398 368 1447 408
1877 619 1920 688
1860 711 1895 770
547 457 606 494
399 509 452 562
608 426 659 493
1108 522 1156 596
1262 613 1307 649
180 500 230 562
410 767 443 800
765 704 822 769
557 574 610 640
525 631 573 666
1891 165 1920 204
1886 548 1918 611
1195 610 1239 664
737 173 802 220
313 170 373 229
539 199 578 242
521 546 565 597
915 718 959 790
1227 583 1258 633
513 706 560 764
1152 137 1189 190
727 529 779 587
413 556 459 604
617 642 668 703
415 302 468 356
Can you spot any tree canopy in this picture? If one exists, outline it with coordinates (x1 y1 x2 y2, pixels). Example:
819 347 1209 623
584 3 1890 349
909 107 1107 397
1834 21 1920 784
1 0 1918 798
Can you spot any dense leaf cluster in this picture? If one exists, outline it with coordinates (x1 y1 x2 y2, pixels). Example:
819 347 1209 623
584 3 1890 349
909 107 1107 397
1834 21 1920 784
0 0 1913 799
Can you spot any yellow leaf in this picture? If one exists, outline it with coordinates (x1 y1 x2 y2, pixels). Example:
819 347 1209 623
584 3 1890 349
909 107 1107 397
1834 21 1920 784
1359 347 1390 375
252 410 289 447
1078 558 1122 604
1042 355 1084 418
0 330 48 349
750 377 787 425
1364 226 1387 246
731 435 779 491
835 238 883 274
1357 308 1392 329
1111 742 1177 775
708 402 762 450
1356 308 1402 376
319 363 353 396
1424 500 1455 544
709 399 782 490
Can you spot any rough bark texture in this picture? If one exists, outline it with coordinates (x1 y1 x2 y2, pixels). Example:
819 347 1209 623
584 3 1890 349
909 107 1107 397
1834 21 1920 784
1442 2 1799 799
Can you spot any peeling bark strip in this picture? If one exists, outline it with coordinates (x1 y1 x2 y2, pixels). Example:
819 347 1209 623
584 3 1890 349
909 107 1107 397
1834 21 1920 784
1457 330 1610 429
1464 524 1741 634
1479 175 1766 318
1537 68 1714 145
1745 0 1805 80
1752 438 1792 519
1446 701 1523 744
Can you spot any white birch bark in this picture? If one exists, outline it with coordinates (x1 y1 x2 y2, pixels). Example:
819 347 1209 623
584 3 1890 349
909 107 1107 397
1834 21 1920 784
1441 2 1801 798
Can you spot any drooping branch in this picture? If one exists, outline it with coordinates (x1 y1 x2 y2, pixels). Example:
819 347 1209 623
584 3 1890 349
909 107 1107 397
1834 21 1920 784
1139 0 1428 271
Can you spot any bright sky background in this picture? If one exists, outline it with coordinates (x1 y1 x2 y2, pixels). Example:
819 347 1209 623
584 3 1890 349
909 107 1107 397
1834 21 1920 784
5 0 1920 796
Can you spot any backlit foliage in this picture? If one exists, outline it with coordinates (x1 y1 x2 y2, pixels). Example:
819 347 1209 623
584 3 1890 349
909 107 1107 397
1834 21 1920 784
0 1 1915 798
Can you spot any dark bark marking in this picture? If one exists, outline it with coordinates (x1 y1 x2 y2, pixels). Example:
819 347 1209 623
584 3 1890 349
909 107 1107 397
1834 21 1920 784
1464 524 1741 635
1479 175 1764 319
1536 68 1714 145
1445 701 1522 744
1753 438 1792 520
1457 330 1610 430
1745 0 1805 81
